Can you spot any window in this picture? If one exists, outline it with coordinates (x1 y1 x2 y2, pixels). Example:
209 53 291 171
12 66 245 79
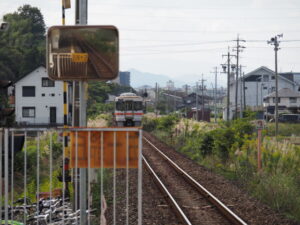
271 87 275 92
42 78 55 87
263 87 268 90
22 107 35 118
273 97 281 103
264 98 269 103
263 75 269 82
51 93 55 96
134 101 143 110
126 101 133 111
271 76 275 80
290 97 297 103
116 101 125 111
41 93 45 97
22 86 35 97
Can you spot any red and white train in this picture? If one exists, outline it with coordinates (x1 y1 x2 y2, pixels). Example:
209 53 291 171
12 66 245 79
114 93 144 127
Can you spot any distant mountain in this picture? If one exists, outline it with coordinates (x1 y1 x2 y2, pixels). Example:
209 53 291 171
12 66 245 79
129 69 185 88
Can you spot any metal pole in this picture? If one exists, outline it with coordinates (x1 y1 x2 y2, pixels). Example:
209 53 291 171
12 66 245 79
256 79 259 109
261 83 263 107
196 82 198 121
243 72 246 110
268 34 282 137
137 129 143 225
76 0 88 223
79 81 87 224
201 75 204 121
227 51 230 121
4 129 9 225
155 83 158 117
239 65 243 118
214 67 217 123
275 37 279 137
235 38 239 120
0 129 2 222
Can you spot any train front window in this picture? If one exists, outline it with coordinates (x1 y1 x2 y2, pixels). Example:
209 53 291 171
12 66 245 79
125 101 133 111
134 101 143 110
116 101 125 110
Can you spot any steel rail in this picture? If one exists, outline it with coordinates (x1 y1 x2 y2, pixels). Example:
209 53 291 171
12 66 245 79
142 156 192 225
144 137 247 225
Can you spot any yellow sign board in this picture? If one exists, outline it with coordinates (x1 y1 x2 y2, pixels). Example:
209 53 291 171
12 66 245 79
69 131 140 168
71 53 88 63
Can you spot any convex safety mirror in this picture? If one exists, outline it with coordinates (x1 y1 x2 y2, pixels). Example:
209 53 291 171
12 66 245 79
47 25 119 80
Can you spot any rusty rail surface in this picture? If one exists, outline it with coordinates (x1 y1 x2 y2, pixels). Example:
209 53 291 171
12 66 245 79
143 156 192 225
143 137 247 225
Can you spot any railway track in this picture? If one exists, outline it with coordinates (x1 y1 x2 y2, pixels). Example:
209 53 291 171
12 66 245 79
142 136 247 225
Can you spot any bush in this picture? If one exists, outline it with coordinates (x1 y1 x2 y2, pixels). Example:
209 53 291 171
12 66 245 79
251 173 300 221
157 114 180 131
142 116 158 132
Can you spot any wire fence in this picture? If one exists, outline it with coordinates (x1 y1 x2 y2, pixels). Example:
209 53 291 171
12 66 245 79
0 127 142 225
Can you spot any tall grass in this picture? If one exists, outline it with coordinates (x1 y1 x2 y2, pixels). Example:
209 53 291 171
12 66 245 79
143 115 300 222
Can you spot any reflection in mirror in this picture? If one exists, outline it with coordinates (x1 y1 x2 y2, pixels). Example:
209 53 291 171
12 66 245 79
47 26 119 80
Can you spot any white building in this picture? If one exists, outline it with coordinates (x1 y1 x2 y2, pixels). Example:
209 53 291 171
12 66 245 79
263 88 300 118
227 66 299 119
14 66 64 126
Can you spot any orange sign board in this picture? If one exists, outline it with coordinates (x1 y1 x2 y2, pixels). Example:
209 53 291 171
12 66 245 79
71 53 88 63
69 131 140 168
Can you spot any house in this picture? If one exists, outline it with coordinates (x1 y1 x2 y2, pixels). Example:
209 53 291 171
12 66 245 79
263 88 300 119
14 66 64 126
227 66 300 119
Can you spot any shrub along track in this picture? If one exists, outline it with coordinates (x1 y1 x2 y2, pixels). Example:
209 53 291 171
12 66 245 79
143 132 298 225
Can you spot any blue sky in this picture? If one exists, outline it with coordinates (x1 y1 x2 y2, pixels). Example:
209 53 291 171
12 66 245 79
1 0 300 87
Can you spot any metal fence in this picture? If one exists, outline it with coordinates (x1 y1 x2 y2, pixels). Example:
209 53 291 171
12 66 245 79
0 127 142 225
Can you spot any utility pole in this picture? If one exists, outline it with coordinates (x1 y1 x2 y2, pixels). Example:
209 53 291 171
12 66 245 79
268 34 283 137
201 75 206 121
196 82 199 121
210 67 218 123
75 0 88 224
242 70 246 110
185 84 188 117
232 35 246 119
222 48 236 121
155 83 158 117
239 65 244 118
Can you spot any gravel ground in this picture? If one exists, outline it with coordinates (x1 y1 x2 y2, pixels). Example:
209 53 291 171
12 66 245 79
143 140 232 225
144 132 299 225
105 168 181 225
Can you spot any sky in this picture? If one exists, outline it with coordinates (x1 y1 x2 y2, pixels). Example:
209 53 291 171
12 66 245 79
1 0 300 87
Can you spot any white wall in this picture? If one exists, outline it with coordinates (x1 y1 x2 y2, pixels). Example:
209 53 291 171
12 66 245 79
230 70 296 109
15 66 64 125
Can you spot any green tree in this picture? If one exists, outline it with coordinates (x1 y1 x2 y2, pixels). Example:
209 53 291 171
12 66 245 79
0 5 46 80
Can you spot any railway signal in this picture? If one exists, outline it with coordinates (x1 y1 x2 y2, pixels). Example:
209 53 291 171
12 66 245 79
46 25 119 81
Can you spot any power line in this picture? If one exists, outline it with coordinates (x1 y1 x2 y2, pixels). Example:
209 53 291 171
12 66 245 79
90 11 300 20
123 40 232 49
117 27 300 34
94 2 300 10
122 47 227 55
